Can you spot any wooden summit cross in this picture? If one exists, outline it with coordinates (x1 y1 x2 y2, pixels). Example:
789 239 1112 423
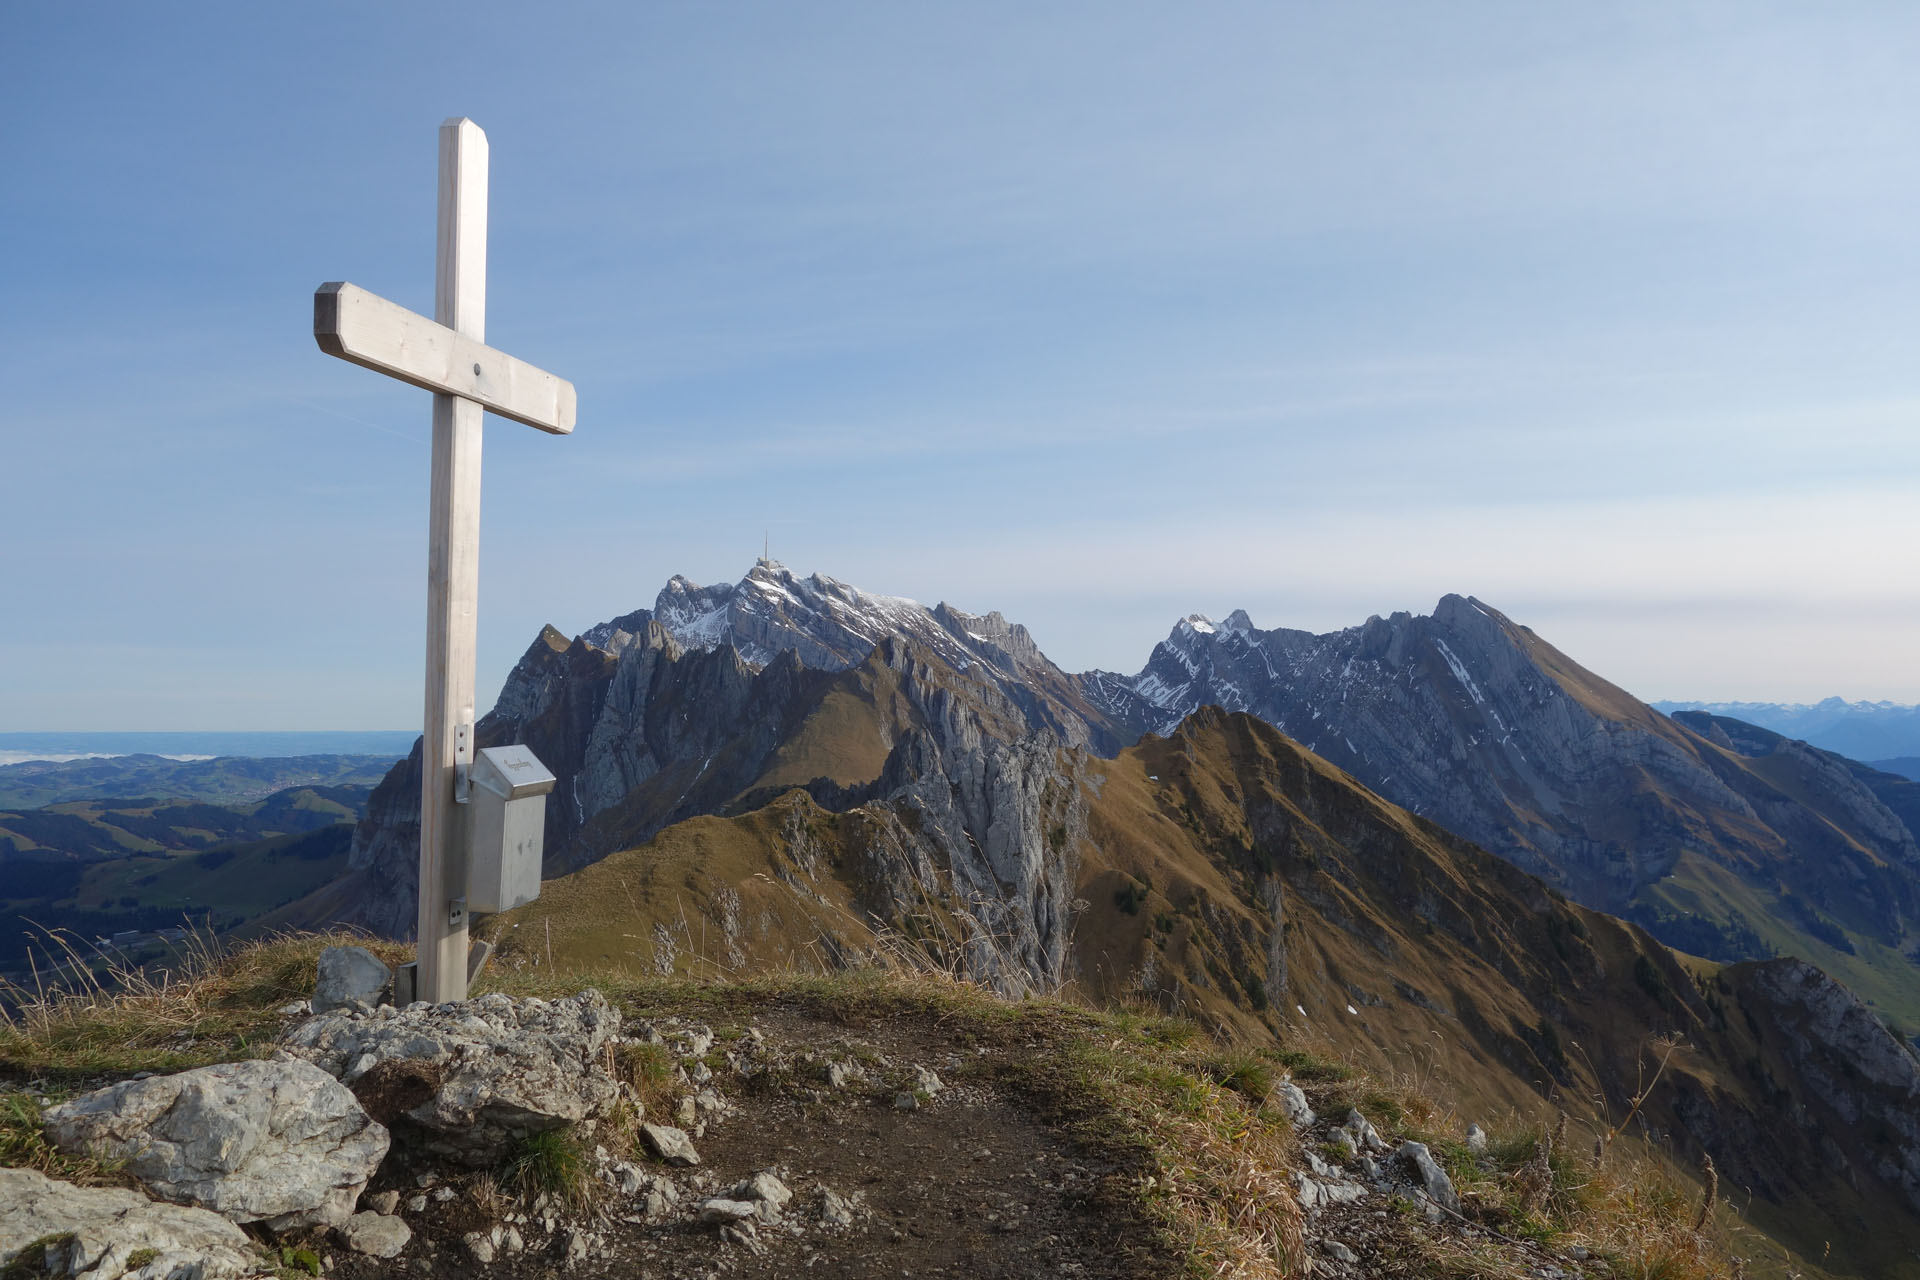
314 118 575 1004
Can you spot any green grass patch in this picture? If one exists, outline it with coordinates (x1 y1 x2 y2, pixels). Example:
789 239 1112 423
1207 1050 1275 1105
502 1127 596 1210
277 1245 322 1276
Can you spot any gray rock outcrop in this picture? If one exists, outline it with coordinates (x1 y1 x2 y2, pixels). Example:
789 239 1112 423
40 1058 387 1230
641 1124 700 1167
282 989 620 1164
1343 1109 1389 1155
1713 957 1920 1213
852 640 1091 995
1394 1140 1460 1215
313 945 391 1013
696 1198 757 1224
1276 1082 1315 1128
0 1167 262 1279
337 1210 411 1258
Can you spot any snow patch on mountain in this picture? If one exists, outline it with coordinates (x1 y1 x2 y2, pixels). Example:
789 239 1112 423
571 560 1134 754
1432 638 1486 707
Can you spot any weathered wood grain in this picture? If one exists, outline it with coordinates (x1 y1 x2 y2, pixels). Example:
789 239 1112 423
417 117 490 1005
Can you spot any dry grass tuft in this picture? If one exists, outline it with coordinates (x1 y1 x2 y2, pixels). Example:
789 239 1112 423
1434 1112 1737 1280
608 1039 680 1118
1568 1151 1731 1280
1091 1042 1304 1277
1285 1045 1744 1280
0 1090 129 1189
0 926 408 1078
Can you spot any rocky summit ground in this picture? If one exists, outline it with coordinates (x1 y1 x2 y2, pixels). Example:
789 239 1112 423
328 1001 1155 1280
0 936 1760 1280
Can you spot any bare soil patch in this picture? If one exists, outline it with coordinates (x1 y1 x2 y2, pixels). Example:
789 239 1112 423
319 993 1169 1280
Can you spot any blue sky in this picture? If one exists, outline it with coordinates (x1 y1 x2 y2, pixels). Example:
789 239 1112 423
3 2 1918 729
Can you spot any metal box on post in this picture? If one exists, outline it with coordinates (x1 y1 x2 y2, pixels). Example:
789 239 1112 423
465 744 556 913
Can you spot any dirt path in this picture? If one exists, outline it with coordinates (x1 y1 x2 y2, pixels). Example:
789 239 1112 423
326 997 1165 1280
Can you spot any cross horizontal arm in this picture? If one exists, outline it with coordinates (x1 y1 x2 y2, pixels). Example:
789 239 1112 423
314 282 576 435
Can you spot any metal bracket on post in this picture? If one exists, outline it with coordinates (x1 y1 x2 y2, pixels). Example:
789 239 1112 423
453 722 473 804
448 897 467 930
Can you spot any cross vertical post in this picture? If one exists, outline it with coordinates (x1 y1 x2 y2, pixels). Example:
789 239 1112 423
420 117 488 1004
313 118 575 1007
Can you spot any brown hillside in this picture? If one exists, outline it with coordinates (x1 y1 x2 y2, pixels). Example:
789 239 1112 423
488 707 1920 1279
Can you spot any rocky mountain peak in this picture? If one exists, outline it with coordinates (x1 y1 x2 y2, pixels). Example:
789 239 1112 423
604 561 967 675
1175 613 1216 636
564 563 1137 754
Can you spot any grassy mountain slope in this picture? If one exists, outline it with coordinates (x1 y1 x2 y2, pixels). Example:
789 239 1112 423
1093 597 1920 1048
0 786 370 977
485 707 1920 1278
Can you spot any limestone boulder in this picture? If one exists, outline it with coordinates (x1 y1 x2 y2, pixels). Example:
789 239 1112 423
1275 1081 1315 1128
282 989 620 1163
0 1166 263 1279
41 1058 387 1230
313 945 392 1013
337 1210 411 1258
641 1123 700 1167
1394 1140 1461 1215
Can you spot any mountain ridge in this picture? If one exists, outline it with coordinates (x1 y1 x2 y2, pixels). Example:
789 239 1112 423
484 699 1920 1276
332 563 1920 1027
276 563 1920 1275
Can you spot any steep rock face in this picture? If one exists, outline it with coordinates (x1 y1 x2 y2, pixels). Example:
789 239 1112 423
341 626 621 938
1703 958 1920 1219
341 621 828 937
339 564 1132 939
858 641 1089 991
737 637 1086 995
1102 595 1920 931
465 634 1088 997
1673 709 1920 854
337 612 1086 974
583 560 1136 754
